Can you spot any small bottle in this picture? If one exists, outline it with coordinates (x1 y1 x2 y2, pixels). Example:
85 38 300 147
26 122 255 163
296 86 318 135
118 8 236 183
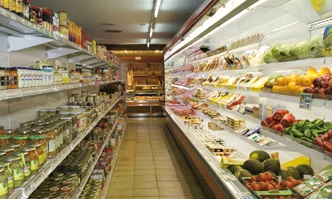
22 0 30 20
9 0 15 12
16 0 23 16
3 0 9 9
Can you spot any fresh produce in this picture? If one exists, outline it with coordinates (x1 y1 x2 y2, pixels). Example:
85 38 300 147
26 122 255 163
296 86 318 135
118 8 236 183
263 159 281 175
235 169 252 179
243 159 264 175
287 167 301 180
296 164 315 178
272 110 289 122
261 110 297 133
280 113 295 127
249 150 271 162
280 169 291 180
228 165 242 174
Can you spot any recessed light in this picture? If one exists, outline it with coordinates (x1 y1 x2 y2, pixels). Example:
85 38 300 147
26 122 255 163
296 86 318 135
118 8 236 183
105 30 122 33
102 23 115 26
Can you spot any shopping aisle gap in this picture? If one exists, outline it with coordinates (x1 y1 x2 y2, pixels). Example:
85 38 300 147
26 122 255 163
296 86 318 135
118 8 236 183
107 118 207 199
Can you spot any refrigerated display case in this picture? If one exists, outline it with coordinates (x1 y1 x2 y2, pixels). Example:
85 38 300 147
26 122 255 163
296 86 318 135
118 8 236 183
164 0 332 198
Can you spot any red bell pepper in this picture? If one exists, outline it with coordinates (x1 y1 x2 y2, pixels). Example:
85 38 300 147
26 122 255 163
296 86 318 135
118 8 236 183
266 116 273 124
268 120 278 128
280 113 295 127
315 136 324 147
272 123 285 132
272 110 289 122
323 140 332 153
261 120 269 127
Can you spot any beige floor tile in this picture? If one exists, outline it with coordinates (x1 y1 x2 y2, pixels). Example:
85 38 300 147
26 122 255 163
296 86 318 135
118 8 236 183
155 164 175 170
135 160 154 166
135 169 156 176
135 156 153 161
116 161 135 166
111 176 134 182
118 157 135 161
107 189 133 197
106 197 133 199
158 188 184 197
133 197 158 199
177 174 197 181
113 170 135 176
109 181 134 189
134 181 158 189
134 175 156 182
153 152 170 157
133 189 159 197
157 174 179 181
157 181 182 188
182 186 205 196
115 166 135 171
155 169 177 175
135 164 155 170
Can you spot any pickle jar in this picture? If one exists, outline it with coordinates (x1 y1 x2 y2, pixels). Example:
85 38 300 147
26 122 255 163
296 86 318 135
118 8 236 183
0 162 13 195
0 126 4 135
4 156 24 188
6 143 21 151
21 146 39 175
56 122 64 151
0 135 11 147
0 152 6 161
29 129 47 166
0 168 8 199
40 193 52 199
66 172 80 189
12 151 31 181
0 147 14 156
13 129 29 147
46 126 57 159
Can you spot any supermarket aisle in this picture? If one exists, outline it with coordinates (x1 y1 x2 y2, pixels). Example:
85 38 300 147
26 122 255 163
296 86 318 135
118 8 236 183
107 118 207 199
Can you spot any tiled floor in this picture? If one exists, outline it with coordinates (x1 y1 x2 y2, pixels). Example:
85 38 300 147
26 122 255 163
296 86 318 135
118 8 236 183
107 118 207 199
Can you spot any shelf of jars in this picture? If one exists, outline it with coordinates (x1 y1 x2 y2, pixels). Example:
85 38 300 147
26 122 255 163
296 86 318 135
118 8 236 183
72 110 125 199
0 80 123 101
0 6 121 67
8 96 123 199
100 121 127 199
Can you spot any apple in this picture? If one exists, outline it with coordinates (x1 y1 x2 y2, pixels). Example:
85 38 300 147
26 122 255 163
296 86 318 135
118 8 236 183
313 77 321 87
321 79 330 88
313 87 320 94
329 79 332 89
304 87 313 93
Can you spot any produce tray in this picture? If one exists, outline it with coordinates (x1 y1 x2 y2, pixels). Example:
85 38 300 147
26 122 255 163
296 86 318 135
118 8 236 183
283 134 324 153
261 126 283 136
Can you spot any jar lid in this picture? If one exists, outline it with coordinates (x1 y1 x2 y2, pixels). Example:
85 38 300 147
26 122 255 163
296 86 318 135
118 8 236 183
29 134 44 140
0 135 11 140
24 144 39 149
6 143 21 148
13 135 29 140
4 156 21 162
12 151 28 157
0 152 6 157
0 147 15 153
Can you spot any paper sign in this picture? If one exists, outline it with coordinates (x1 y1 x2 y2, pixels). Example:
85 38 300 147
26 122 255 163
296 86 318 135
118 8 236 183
299 93 312 110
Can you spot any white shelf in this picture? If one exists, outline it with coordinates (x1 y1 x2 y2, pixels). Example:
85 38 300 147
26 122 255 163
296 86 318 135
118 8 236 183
194 85 260 98
170 84 191 90
72 111 125 199
100 121 127 199
0 80 122 101
0 7 110 67
259 58 326 72
9 97 123 199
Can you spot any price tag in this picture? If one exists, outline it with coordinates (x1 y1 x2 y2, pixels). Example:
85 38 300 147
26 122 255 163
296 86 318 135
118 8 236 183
299 93 312 110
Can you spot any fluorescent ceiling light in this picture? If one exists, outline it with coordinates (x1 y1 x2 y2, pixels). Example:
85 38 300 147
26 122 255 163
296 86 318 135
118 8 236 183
154 0 162 18
147 42 150 48
149 27 154 37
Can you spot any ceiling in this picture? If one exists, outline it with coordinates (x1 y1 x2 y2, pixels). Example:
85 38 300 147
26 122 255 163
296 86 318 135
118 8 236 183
32 0 204 48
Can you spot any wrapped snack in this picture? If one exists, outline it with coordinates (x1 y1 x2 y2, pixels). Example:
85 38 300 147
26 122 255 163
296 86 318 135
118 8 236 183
317 164 332 182
306 184 332 199
293 176 324 197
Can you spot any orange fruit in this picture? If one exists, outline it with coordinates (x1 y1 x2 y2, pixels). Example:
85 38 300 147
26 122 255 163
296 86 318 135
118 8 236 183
288 82 297 92
283 76 290 86
301 75 311 86
307 68 318 75
319 67 331 75
277 77 283 86
298 86 306 93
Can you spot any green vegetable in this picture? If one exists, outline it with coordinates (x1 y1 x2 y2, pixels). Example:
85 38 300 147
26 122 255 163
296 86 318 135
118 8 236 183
298 120 308 129
304 129 311 138
315 119 325 127
310 34 324 58
284 126 292 135
312 130 319 138
290 128 304 138
313 128 328 135
300 137 314 143
296 40 311 59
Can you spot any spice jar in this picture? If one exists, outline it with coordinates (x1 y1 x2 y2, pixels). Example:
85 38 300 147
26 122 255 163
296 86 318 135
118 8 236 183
0 168 8 199
12 151 31 181
4 156 23 188
21 146 39 175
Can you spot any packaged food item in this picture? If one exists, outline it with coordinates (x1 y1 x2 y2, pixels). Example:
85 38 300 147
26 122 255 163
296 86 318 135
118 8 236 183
0 167 8 199
317 164 332 182
306 184 332 199
4 156 24 188
293 176 324 197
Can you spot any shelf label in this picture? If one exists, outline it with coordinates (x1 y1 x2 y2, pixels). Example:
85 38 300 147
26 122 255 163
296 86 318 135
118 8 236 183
299 93 312 110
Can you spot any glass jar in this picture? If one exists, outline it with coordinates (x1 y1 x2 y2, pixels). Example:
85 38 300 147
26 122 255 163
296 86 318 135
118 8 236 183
0 126 4 135
0 152 6 161
4 156 23 188
47 126 57 159
0 147 14 156
21 146 39 175
60 186 72 198
13 133 29 148
40 193 52 199
0 135 10 147
29 129 46 166
8 68 18 89
0 168 8 199
12 151 31 181
6 143 21 151
0 162 13 195
57 122 64 150
0 69 8 90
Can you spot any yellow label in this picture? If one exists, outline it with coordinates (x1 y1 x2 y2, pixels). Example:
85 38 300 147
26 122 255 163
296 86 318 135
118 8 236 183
24 163 31 177
31 160 39 171
10 0 15 11
4 0 9 9
13 168 24 181
0 181 8 196
16 0 22 13
38 155 44 165
215 84 221 88
229 85 235 90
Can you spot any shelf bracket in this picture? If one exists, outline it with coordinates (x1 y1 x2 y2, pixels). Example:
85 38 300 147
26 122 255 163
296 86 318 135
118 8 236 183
82 58 102 65
68 54 93 63
47 47 79 59
8 35 54 51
